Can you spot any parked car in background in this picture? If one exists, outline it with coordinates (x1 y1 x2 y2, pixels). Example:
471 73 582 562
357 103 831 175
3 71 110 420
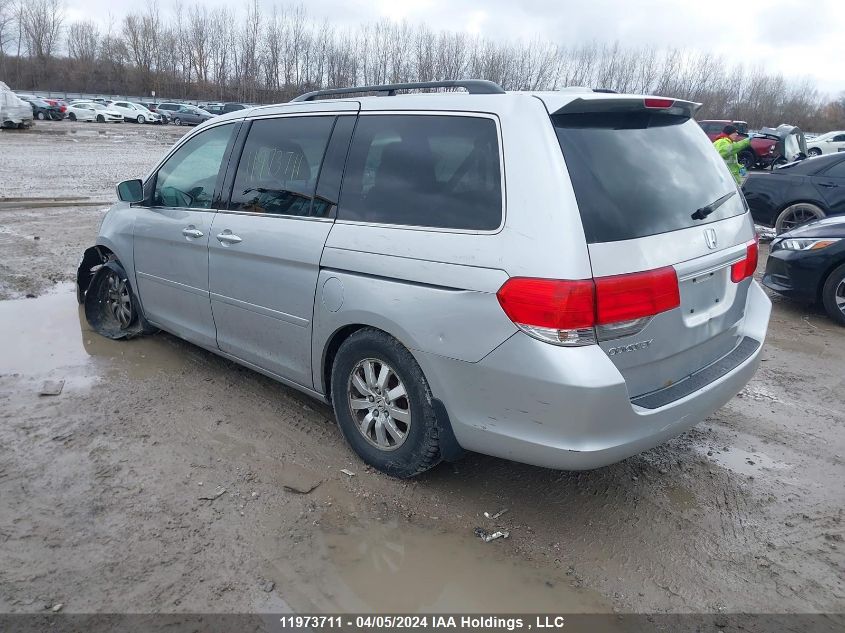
154 102 186 117
77 80 770 478
743 153 845 233
700 119 748 136
199 102 223 115
763 216 845 325
18 96 63 120
807 131 845 156
699 119 778 170
67 101 124 123
44 98 68 115
202 102 247 115
109 101 162 124
166 104 213 126
0 82 33 128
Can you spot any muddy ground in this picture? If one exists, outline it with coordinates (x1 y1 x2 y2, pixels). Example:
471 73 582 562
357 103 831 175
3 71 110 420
0 121 843 616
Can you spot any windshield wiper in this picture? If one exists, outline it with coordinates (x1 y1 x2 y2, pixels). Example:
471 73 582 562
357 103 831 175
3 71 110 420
691 190 736 221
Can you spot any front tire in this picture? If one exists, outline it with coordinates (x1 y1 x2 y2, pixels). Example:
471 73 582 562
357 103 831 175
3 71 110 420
36 111 46 120
96 114 104 123
774 202 825 234
331 329 441 478
808 147 822 157
136 115 144 124
739 150 755 171
68 112 77 121
83 261 157 339
821 264 845 326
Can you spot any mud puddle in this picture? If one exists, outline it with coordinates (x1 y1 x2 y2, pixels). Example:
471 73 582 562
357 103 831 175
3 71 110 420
695 444 793 477
267 507 611 613
0 286 189 385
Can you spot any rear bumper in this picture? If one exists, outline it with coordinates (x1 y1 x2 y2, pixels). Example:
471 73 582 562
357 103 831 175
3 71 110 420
418 281 771 470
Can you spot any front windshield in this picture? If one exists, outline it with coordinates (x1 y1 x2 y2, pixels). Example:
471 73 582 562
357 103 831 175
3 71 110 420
132 103 151 112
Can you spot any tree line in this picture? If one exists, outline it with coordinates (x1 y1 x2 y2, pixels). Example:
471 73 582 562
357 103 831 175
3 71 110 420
1 0 843 131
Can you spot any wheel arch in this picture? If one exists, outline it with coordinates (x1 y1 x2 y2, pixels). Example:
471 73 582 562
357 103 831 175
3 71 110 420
816 253 845 302
76 244 116 303
775 199 829 232
778 198 829 215
318 321 465 461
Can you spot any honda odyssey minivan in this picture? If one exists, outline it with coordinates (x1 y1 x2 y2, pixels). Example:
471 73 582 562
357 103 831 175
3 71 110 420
77 80 771 477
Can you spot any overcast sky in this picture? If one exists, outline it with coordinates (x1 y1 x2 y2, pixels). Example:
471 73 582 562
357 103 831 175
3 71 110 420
64 0 845 97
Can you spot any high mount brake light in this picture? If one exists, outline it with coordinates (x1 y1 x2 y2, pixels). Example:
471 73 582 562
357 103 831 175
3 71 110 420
644 98 675 109
496 267 680 346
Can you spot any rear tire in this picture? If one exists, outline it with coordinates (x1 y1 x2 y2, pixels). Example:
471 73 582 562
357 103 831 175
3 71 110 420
774 202 825 234
331 329 441 478
821 264 845 326
173 117 182 126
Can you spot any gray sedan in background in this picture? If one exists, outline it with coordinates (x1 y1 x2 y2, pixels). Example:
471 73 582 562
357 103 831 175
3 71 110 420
165 104 213 126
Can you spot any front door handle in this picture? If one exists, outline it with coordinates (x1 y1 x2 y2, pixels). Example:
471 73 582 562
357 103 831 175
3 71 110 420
216 230 242 245
182 227 204 238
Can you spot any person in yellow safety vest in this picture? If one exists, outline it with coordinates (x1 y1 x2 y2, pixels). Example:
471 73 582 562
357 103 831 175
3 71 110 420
713 124 752 184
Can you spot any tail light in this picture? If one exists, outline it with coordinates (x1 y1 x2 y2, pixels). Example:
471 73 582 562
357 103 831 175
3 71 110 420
497 267 680 347
730 239 759 283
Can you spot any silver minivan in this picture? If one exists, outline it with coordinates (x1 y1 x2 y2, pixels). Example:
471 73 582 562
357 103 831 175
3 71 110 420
78 80 771 477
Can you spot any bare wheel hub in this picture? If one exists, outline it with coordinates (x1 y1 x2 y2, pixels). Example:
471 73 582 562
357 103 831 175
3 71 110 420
105 271 132 329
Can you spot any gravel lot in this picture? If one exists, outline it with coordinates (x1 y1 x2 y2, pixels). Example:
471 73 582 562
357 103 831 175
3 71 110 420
0 121 843 616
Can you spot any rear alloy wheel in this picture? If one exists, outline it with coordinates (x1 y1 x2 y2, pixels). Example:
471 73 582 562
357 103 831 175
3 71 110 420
774 202 826 234
821 264 845 326
808 148 822 157
331 329 441 478
173 117 182 126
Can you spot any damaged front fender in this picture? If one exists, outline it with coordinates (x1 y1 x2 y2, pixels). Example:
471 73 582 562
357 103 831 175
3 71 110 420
76 246 111 304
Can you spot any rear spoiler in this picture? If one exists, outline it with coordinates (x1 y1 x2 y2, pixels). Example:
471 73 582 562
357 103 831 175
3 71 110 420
553 97 701 119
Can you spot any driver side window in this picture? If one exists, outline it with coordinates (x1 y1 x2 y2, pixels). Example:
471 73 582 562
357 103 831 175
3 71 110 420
153 123 235 209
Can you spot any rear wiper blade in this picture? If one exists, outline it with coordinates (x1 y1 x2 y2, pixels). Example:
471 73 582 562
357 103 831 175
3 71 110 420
691 190 736 221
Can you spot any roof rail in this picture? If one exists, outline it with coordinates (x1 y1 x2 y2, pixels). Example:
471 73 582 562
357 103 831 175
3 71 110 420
592 88 618 94
291 80 506 102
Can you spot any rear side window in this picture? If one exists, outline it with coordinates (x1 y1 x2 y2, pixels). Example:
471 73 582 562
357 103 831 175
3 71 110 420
338 115 502 230
553 112 745 243
229 116 335 217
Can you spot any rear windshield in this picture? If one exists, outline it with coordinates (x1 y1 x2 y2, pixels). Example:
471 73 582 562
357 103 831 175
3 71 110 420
553 112 746 243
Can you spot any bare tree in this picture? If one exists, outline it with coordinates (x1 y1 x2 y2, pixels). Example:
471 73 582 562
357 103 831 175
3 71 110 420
0 0 15 55
18 0 63 60
67 20 98 62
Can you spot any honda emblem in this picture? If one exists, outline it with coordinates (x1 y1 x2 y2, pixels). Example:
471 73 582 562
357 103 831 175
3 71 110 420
704 228 718 250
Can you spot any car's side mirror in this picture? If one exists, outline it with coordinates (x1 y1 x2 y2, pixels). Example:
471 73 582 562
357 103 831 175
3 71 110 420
117 179 144 203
